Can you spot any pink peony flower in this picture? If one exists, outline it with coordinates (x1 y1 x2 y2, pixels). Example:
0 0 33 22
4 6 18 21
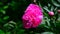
48 11 54 16
22 4 43 29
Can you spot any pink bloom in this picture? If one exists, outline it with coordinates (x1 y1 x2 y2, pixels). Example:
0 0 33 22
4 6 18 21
48 11 54 16
22 4 43 29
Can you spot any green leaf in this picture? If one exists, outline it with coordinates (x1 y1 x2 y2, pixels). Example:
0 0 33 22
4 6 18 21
54 7 57 11
6 32 11 34
9 24 14 28
51 6 54 11
10 1 15 6
3 16 9 20
0 2 3 5
48 3 51 7
57 0 60 2
57 17 60 22
4 23 9 27
0 18 3 22
41 32 54 34
43 6 50 12
1 10 6 14
17 29 25 34
0 30 4 34
3 5 8 9
51 0 60 7
9 21 16 25
4 23 14 30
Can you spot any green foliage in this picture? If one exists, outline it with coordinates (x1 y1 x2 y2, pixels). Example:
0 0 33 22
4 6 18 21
0 30 4 34
3 16 9 20
41 32 54 34
0 0 60 34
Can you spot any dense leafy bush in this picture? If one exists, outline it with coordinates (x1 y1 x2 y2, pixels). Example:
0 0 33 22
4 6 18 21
0 0 60 34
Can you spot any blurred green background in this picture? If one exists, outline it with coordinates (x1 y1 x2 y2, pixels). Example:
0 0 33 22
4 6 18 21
0 0 60 34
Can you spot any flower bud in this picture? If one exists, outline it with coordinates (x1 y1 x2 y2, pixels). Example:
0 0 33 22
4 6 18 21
48 11 54 16
57 10 60 13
